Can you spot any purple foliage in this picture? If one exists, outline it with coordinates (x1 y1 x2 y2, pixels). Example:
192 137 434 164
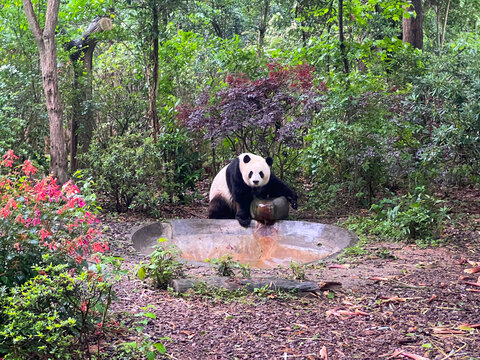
178 63 324 154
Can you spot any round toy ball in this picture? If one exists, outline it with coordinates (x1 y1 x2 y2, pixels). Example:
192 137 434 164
250 196 289 225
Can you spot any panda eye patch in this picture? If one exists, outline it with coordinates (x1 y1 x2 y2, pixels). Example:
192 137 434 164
248 171 253 178
259 171 264 178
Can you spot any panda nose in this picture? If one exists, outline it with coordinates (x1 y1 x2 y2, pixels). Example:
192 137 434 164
253 180 259 185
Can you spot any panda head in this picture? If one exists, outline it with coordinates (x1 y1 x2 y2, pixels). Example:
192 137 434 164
239 153 273 188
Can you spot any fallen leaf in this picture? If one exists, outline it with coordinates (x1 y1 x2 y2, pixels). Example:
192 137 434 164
464 265 480 274
318 281 342 290
320 345 328 360
380 349 430 360
370 276 391 281
427 294 437 303
432 327 465 334
466 288 480 292
380 296 406 302
464 282 480 287
354 309 370 316
326 308 369 318
459 323 480 329
329 264 350 269
458 325 474 331
398 350 430 360
379 349 402 358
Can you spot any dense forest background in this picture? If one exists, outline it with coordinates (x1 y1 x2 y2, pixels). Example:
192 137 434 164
1 1 480 358
1 0 479 214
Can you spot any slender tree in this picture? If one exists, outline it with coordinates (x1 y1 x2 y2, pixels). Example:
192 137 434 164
22 0 68 183
146 0 160 142
441 0 450 47
257 0 271 56
338 0 349 73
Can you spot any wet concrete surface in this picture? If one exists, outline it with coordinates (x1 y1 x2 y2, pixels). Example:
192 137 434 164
131 219 357 269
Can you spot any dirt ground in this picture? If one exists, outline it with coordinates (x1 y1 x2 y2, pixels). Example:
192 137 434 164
101 187 480 360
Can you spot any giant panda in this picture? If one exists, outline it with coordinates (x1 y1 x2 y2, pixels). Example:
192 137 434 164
208 153 298 227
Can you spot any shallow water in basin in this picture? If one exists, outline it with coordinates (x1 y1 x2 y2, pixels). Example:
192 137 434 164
131 219 357 269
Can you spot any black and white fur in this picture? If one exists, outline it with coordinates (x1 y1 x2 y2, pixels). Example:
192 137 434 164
208 153 298 227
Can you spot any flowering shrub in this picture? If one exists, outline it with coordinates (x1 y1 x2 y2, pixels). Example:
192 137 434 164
0 150 108 288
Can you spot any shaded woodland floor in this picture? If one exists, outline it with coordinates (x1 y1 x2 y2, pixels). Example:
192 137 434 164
100 187 480 360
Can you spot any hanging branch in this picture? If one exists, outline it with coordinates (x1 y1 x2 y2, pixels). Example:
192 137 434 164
65 15 113 172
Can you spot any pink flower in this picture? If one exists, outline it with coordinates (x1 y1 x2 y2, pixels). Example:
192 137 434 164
21 160 37 176
40 228 51 240
92 242 105 253
1 199 17 219
63 180 80 196
14 243 20 251
1 150 18 167
1 205 11 219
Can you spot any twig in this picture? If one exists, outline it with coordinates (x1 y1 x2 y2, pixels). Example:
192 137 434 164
392 280 428 289
281 354 318 359
440 342 467 360
431 340 448 357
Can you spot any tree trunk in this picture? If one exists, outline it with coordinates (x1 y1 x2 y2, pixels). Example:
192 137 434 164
257 0 270 56
22 0 68 184
402 0 423 50
338 0 349 74
147 0 160 142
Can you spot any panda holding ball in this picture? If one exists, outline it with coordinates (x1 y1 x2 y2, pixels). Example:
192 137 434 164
208 153 298 227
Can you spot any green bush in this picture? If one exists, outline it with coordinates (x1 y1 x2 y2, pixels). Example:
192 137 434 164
0 263 114 360
305 76 419 209
83 131 202 213
206 254 237 277
137 239 184 289
407 47 480 185
346 186 448 244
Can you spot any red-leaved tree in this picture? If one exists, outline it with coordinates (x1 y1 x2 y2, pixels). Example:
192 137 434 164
178 63 325 177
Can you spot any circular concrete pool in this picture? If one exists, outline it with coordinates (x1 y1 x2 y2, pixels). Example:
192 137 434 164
131 219 357 269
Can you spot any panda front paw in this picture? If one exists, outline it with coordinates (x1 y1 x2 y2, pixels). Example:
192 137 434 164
289 194 298 210
236 214 252 227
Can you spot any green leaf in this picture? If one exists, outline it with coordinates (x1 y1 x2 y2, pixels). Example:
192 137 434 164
142 312 157 319
153 342 167 354
137 267 146 280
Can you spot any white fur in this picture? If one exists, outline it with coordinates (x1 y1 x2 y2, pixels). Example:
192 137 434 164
238 153 270 188
209 153 271 204
209 165 232 204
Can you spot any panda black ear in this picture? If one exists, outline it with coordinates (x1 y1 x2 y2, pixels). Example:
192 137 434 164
266 157 273 166
243 154 251 163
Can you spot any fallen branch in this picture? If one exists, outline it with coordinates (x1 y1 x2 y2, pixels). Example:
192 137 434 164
170 277 323 294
